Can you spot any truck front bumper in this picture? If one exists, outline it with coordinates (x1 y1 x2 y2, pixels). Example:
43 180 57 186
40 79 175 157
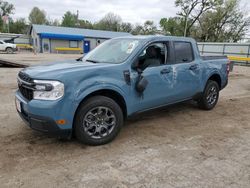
18 111 71 137
15 91 72 138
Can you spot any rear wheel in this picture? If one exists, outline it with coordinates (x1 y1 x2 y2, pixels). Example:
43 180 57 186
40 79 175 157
74 96 123 145
6 47 14 54
198 80 219 110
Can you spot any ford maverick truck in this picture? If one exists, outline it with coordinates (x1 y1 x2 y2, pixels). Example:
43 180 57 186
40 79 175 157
15 36 229 145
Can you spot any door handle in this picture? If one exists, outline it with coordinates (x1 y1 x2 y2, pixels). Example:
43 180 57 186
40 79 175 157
160 69 170 74
189 64 198 70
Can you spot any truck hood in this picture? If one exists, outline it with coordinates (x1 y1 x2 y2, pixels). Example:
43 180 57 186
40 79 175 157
22 59 111 80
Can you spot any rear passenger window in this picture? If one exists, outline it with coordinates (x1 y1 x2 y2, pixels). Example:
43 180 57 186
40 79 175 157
174 42 194 63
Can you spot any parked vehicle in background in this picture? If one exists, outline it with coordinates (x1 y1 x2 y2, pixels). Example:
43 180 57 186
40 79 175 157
15 36 230 145
0 40 17 53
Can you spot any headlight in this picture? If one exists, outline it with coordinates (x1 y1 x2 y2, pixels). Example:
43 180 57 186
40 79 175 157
33 80 64 100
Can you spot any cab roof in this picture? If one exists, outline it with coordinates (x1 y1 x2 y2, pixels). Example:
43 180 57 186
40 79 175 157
115 35 196 43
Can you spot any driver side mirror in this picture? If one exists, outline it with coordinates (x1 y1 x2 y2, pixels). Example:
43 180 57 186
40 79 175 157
132 56 149 73
135 74 148 93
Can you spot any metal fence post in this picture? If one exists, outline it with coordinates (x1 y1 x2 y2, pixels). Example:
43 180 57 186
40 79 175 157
222 44 225 55
247 45 250 65
202 43 204 55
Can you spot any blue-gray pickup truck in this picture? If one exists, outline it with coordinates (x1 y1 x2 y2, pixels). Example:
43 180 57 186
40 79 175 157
15 36 229 145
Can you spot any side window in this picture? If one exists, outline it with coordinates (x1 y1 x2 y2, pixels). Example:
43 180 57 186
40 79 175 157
138 42 167 68
0 41 3 44
174 41 194 63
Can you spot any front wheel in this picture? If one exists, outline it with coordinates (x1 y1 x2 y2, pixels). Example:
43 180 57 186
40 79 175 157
198 80 219 110
6 47 14 54
74 96 123 145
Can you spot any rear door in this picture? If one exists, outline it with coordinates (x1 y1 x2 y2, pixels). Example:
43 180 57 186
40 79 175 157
171 41 200 101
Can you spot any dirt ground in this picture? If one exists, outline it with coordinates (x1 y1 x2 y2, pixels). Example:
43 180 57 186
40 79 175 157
0 53 250 188
0 52 80 66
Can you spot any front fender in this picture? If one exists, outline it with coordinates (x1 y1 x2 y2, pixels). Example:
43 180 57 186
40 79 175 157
71 80 128 116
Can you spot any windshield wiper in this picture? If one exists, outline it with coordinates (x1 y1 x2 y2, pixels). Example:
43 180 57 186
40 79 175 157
86 59 100 63
76 56 83 61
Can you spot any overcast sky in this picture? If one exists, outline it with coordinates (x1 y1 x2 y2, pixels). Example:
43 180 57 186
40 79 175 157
8 0 179 24
8 0 250 26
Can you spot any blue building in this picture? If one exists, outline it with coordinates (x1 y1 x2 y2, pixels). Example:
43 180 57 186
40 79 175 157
29 24 131 53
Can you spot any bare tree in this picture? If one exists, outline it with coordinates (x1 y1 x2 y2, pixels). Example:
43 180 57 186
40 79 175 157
175 0 222 36
193 0 250 42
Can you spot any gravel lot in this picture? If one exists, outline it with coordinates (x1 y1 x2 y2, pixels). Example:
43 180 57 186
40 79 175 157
0 53 250 188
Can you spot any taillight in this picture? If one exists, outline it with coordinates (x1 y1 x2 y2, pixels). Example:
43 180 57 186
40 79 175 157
226 61 230 75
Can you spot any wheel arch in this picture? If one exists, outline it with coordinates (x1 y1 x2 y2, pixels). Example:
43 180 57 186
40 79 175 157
207 73 222 89
72 88 127 133
5 46 13 50
82 89 127 117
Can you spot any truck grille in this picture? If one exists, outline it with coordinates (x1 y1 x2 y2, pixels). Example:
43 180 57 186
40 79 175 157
18 72 34 101
18 71 33 82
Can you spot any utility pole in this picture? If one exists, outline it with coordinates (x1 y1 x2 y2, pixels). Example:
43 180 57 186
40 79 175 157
184 16 188 37
7 16 9 33
76 10 80 27
2 15 10 33
77 10 79 20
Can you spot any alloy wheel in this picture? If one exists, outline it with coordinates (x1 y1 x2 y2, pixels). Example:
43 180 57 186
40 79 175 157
82 106 116 139
206 86 218 105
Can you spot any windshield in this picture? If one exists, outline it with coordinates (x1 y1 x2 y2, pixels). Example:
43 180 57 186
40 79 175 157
82 39 141 64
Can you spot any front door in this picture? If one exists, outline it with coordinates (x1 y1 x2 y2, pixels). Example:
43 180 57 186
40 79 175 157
131 42 175 111
136 65 175 110
84 41 90 53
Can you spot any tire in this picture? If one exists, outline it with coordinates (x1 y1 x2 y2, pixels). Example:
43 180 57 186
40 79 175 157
6 47 14 54
198 80 219 110
74 96 123 145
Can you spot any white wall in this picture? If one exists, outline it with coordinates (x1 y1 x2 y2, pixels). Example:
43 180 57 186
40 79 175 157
31 28 40 52
30 28 110 53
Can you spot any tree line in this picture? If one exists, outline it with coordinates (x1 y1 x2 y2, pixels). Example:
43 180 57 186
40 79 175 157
0 0 249 42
